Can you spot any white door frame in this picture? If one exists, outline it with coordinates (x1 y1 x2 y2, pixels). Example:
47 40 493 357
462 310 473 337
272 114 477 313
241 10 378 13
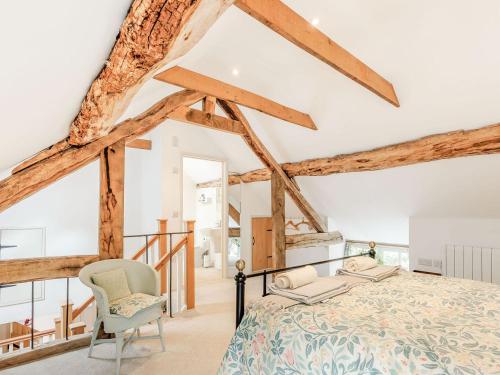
180 154 228 279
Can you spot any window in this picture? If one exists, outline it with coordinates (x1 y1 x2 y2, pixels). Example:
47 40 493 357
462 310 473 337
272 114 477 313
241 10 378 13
344 240 409 271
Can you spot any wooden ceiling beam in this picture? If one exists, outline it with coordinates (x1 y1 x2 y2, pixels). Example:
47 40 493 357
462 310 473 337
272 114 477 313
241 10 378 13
0 256 99 285
222 122 500 184
154 66 317 130
218 99 327 232
0 90 204 213
228 203 241 225
68 0 234 145
286 231 343 250
12 139 71 174
236 0 399 107
126 139 152 150
168 105 245 135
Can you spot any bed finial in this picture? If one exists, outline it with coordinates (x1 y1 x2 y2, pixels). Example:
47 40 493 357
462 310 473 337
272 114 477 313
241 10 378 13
235 259 247 328
235 259 246 272
369 241 376 259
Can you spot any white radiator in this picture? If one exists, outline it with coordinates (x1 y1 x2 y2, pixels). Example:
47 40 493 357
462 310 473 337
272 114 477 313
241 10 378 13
443 244 500 284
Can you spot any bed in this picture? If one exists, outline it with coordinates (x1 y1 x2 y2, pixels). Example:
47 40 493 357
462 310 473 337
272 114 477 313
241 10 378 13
218 271 500 374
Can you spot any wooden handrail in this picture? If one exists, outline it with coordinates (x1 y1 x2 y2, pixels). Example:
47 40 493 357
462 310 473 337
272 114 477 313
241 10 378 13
131 235 159 260
73 234 187 320
72 297 95 320
155 236 187 271
0 329 55 347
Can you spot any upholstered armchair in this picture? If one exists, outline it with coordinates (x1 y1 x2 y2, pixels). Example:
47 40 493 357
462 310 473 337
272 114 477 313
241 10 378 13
79 259 166 375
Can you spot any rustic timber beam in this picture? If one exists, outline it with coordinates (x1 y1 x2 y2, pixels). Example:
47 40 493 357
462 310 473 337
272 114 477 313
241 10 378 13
0 256 99 285
220 122 500 184
69 0 234 145
155 66 317 130
197 179 222 188
228 203 240 225
218 99 327 232
236 0 399 107
0 90 204 213
285 231 343 250
168 105 245 134
126 139 152 150
271 171 286 269
11 139 71 174
99 141 125 259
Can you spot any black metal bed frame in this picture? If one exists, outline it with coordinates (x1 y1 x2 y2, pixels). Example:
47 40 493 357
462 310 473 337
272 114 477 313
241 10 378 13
234 248 376 328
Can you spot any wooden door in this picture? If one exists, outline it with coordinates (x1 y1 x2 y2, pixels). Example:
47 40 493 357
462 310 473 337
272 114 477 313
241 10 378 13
252 217 273 271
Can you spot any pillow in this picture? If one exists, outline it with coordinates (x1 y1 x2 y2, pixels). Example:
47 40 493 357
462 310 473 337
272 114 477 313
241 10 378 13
91 268 132 302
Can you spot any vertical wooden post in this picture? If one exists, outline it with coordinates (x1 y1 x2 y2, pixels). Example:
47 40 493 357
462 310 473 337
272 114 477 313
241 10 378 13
60 303 73 338
186 220 196 309
271 171 286 270
158 219 168 294
202 96 216 114
99 140 125 259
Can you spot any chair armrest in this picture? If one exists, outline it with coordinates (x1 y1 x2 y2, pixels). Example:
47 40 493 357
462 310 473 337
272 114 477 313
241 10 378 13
130 264 161 297
89 284 111 318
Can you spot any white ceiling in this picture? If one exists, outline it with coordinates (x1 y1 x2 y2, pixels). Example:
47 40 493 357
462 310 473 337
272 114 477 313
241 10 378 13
2 0 500 243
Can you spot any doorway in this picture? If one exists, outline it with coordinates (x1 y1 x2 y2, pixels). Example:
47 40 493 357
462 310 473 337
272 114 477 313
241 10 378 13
251 217 273 271
182 156 227 279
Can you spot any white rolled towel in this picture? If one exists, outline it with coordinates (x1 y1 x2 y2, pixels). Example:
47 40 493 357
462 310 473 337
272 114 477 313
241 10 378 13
344 256 377 272
275 265 318 289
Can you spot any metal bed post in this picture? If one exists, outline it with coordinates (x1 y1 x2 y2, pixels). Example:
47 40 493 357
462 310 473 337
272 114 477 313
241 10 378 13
235 260 246 328
368 241 376 259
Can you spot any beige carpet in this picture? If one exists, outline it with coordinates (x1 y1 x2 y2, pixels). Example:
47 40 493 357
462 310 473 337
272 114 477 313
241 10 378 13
2 268 261 375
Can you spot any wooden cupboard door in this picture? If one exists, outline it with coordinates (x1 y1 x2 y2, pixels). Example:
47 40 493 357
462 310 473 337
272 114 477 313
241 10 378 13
252 217 273 271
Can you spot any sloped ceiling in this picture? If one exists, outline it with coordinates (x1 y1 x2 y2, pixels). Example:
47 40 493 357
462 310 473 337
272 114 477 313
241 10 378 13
2 1 500 243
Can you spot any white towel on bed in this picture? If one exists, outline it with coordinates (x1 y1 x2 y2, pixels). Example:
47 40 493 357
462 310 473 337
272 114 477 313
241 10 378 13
269 277 348 305
344 256 378 272
275 265 317 289
337 265 400 282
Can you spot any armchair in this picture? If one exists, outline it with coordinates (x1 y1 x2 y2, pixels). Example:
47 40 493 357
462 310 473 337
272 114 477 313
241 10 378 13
79 259 166 375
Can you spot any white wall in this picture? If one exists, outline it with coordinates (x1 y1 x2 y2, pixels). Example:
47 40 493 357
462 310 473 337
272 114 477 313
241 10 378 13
409 217 500 274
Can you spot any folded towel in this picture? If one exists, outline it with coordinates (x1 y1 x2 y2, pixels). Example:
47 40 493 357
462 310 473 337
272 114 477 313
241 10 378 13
275 265 317 289
269 277 348 305
337 265 400 282
344 256 378 272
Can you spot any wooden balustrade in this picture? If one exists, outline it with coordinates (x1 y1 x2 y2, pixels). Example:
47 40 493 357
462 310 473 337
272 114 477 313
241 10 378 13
158 219 168 294
0 329 56 354
186 220 195 310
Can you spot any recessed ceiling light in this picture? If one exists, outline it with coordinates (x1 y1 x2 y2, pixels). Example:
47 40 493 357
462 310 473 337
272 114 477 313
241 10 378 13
232 68 239 76
311 18 319 26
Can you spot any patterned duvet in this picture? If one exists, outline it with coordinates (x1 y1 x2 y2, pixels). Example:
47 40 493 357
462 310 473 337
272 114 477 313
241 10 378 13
218 272 500 374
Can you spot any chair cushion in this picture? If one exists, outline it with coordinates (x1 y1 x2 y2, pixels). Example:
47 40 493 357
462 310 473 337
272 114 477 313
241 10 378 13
109 293 166 318
91 268 132 302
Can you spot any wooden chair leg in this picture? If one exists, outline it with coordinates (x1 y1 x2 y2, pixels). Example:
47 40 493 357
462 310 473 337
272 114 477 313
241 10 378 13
157 318 165 352
115 332 124 375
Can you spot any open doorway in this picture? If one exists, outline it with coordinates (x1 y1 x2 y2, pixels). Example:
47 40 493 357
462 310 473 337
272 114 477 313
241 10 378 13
182 156 227 280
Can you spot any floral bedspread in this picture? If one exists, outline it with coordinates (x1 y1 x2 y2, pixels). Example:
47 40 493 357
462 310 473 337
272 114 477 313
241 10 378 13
218 272 500 374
